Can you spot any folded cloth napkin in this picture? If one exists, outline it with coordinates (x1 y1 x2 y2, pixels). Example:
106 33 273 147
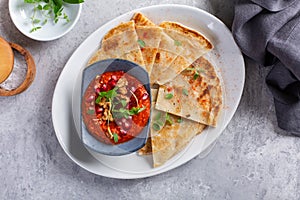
232 0 300 135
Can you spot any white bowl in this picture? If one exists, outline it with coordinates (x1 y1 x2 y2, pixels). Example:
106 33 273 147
8 0 82 41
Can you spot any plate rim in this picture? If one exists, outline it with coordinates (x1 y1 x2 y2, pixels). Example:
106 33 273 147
52 4 245 179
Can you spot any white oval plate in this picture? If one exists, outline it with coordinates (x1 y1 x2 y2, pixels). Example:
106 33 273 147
9 0 81 41
52 4 245 179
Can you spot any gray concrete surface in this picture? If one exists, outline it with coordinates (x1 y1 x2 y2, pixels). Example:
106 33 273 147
0 0 299 199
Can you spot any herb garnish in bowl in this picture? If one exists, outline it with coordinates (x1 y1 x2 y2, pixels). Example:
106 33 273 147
24 0 84 33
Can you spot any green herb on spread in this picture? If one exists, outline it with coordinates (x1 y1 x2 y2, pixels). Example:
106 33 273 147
182 88 189 96
137 39 146 48
129 106 146 115
24 0 84 33
113 106 145 119
87 109 95 115
113 133 119 143
174 40 182 46
120 99 127 107
111 89 146 119
165 93 173 99
95 87 118 104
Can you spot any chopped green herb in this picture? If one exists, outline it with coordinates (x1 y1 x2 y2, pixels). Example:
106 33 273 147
87 109 95 115
95 96 101 104
42 19 48 25
152 123 161 131
113 106 145 119
129 106 146 115
37 4 43 10
165 113 173 125
113 108 130 119
113 133 119 143
120 99 127 107
165 93 174 99
154 113 162 121
193 71 199 80
97 87 118 103
137 39 146 48
33 19 41 24
182 88 189 96
177 118 183 123
174 40 182 46
30 26 41 33
24 0 84 32
43 4 50 10
185 67 195 71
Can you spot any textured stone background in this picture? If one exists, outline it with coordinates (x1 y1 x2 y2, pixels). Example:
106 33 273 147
0 0 299 199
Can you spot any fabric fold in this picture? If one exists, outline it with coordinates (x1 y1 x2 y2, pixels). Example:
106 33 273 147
232 0 300 135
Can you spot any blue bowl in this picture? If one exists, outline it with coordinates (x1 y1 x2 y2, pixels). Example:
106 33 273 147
80 59 151 156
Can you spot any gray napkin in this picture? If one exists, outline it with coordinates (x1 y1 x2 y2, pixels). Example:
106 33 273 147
232 0 300 135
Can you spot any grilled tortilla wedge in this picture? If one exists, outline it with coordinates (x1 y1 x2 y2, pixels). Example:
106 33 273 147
154 21 213 85
155 57 222 126
88 21 145 67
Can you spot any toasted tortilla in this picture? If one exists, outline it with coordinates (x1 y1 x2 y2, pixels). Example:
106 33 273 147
139 89 207 168
151 114 206 167
154 21 213 85
150 31 184 84
155 57 222 126
135 26 162 73
88 21 145 67
132 12 156 26
132 13 163 74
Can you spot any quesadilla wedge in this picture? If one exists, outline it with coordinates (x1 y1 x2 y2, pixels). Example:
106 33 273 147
135 26 162 73
132 12 156 26
88 21 145 67
150 113 206 167
150 31 184 84
155 57 222 126
139 89 207 168
154 21 213 85
131 13 163 74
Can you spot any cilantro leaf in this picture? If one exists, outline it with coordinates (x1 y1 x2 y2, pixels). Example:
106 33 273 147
165 93 173 99
182 88 189 96
129 106 146 115
87 109 95 115
113 133 119 143
96 87 118 104
165 113 173 125
154 113 162 121
120 99 127 107
137 39 146 48
174 40 182 46
193 71 199 80
152 123 161 131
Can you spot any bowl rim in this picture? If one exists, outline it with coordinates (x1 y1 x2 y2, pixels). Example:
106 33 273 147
80 58 151 156
8 0 82 41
